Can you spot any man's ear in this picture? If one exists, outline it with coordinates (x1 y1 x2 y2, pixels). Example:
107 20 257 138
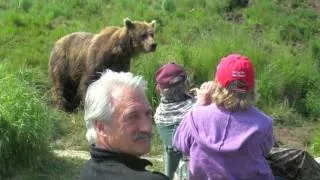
124 17 135 29
96 121 107 137
150 20 156 29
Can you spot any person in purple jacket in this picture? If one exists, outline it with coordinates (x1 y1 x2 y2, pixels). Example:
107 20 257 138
173 53 275 180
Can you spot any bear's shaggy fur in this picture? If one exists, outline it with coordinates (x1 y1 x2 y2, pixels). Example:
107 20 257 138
48 18 157 111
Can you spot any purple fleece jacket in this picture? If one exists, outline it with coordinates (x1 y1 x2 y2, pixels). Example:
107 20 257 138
173 104 275 180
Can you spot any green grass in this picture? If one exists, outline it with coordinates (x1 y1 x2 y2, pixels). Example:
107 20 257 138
7 154 86 180
0 0 320 178
311 132 320 157
0 66 53 177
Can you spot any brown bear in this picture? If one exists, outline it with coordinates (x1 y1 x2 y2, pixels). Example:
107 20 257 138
48 18 157 112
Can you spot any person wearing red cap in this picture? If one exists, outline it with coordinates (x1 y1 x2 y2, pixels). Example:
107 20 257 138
173 54 275 180
154 62 213 179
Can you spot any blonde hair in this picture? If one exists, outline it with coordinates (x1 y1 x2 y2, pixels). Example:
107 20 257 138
211 81 255 112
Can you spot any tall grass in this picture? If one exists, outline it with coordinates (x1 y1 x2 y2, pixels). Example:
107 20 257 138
0 0 320 176
0 65 53 177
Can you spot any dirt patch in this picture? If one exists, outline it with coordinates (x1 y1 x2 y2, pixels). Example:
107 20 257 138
274 123 319 150
54 149 90 160
312 0 320 14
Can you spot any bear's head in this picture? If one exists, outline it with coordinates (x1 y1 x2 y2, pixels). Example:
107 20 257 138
124 18 157 53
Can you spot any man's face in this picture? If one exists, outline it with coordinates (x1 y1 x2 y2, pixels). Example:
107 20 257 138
105 88 153 157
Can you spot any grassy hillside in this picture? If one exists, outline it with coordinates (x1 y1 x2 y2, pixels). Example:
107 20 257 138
0 0 320 179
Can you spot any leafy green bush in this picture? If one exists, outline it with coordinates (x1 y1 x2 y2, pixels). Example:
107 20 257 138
305 89 320 118
0 66 52 177
311 38 320 68
310 129 320 157
162 0 176 12
0 0 320 178
279 17 314 43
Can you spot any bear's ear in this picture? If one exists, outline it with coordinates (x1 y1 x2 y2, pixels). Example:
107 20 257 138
150 20 156 29
124 18 135 29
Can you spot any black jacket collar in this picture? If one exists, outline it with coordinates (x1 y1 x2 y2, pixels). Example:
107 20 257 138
90 145 152 170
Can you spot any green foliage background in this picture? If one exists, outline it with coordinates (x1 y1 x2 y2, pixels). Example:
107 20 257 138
0 64 53 176
0 0 320 178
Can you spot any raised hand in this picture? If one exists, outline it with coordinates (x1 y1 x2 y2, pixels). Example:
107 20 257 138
194 81 214 106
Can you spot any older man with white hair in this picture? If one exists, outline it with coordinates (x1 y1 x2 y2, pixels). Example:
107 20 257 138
79 70 168 180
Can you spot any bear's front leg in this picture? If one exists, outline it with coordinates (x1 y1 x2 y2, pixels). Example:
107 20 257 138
51 78 68 111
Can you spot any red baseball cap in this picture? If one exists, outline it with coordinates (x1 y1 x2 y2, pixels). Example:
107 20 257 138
155 63 187 89
215 54 255 92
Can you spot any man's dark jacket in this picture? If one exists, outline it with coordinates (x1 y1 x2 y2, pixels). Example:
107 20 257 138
79 146 169 180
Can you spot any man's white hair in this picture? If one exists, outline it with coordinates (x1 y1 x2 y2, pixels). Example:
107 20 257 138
84 70 148 144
